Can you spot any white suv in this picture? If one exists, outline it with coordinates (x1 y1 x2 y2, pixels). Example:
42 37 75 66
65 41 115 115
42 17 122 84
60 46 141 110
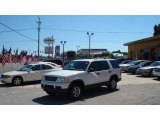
41 59 121 99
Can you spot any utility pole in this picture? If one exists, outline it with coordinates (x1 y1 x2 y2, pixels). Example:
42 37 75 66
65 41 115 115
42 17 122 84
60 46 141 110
37 16 41 57
61 41 66 62
52 36 54 58
87 32 94 59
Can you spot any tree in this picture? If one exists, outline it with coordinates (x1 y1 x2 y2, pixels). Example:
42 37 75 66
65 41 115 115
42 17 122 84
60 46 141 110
67 51 76 60
101 52 110 57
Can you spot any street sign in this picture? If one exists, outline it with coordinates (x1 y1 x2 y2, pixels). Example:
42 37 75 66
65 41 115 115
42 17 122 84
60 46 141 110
45 46 53 54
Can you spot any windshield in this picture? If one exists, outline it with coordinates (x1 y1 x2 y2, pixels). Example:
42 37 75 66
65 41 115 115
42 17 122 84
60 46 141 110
139 61 148 66
17 65 33 71
128 61 136 64
63 61 89 71
149 61 160 66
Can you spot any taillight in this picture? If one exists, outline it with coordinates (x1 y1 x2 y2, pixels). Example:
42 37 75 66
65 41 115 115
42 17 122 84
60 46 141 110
61 64 64 67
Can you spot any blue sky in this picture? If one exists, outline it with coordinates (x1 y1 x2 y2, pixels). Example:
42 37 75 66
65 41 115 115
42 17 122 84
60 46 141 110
0 15 160 55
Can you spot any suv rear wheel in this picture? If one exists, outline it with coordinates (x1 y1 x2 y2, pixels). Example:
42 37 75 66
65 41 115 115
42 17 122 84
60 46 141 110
107 78 117 91
69 84 82 99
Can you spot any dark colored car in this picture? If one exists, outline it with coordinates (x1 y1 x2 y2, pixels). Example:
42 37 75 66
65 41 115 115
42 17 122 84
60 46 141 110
64 60 71 66
119 60 133 65
45 59 64 67
128 61 154 74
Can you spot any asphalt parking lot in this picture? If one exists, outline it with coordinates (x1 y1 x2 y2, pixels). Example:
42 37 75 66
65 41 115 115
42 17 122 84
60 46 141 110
0 70 160 105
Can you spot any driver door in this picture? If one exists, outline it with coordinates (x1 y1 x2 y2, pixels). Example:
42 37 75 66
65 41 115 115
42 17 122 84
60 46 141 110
26 64 42 81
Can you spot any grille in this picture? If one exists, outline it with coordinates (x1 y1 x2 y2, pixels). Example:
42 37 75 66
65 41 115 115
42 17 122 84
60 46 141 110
154 68 160 72
45 76 57 81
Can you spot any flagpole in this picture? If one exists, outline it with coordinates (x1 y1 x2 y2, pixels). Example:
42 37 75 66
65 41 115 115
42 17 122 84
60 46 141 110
2 64 4 73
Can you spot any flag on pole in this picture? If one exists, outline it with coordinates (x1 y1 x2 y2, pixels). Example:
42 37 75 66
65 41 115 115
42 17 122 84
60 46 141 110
1 45 7 66
7 47 12 63
33 57 39 62
13 49 18 64
28 54 33 63
21 56 27 65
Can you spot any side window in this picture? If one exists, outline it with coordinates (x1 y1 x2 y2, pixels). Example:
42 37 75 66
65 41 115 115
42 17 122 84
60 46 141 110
42 64 53 70
88 62 99 72
88 61 110 71
143 62 150 66
97 61 110 70
31 65 41 71
109 60 120 68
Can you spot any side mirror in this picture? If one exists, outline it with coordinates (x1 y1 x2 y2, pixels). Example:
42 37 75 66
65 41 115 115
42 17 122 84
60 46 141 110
88 68 94 72
27 69 32 73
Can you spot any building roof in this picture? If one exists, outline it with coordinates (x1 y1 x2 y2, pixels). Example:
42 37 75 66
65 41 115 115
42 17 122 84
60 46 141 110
79 49 107 51
124 35 160 46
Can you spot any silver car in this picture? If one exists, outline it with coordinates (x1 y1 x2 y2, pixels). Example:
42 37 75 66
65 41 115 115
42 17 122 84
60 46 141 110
0 62 62 86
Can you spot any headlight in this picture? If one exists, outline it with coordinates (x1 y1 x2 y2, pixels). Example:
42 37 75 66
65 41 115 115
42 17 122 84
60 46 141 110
1 75 11 78
145 69 151 72
56 77 70 83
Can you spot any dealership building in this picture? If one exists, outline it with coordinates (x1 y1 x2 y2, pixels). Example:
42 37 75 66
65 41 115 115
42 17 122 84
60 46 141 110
124 24 160 60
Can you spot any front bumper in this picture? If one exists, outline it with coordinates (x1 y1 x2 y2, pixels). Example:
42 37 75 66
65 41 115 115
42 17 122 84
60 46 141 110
153 71 160 77
0 78 12 84
41 84 68 93
41 80 69 93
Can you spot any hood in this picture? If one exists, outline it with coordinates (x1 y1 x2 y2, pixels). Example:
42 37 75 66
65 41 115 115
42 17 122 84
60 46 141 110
2 71 27 76
155 65 160 69
139 66 155 70
45 70 85 77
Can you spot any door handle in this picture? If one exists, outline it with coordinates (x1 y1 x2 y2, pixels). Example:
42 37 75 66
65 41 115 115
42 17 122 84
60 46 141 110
96 73 100 75
108 70 112 73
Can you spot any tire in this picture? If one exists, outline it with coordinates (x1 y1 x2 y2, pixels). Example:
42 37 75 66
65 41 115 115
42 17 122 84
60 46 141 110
107 78 117 91
149 70 153 77
69 84 82 99
46 91 55 96
12 77 23 86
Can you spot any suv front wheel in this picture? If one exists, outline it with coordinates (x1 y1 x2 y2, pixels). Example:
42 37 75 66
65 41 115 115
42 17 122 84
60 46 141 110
69 84 82 99
107 78 117 91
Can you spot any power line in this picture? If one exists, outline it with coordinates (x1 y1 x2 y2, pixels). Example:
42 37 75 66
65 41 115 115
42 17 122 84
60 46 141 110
0 22 37 42
42 27 152 34
0 28 36 34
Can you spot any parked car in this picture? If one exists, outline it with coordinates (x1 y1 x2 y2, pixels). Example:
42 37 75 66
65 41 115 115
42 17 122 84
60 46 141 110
119 60 145 72
136 61 160 77
0 62 62 86
119 60 133 65
64 60 71 66
152 66 160 78
128 61 154 74
41 59 121 99
45 59 64 67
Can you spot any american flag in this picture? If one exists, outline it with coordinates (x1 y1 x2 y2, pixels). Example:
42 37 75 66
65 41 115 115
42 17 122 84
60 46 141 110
1 45 7 66
19 51 27 65
7 47 12 63
21 56 27 65
28 54 33 63
33 57 39 62
13 49 18 64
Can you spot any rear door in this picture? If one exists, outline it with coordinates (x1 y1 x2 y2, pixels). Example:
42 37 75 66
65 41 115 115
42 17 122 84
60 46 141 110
84 61 111 85
95 61 111 82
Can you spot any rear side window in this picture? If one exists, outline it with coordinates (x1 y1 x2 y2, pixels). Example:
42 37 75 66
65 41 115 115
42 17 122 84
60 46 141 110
89 61 110 71
42 64 53 70
109 60 120 68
